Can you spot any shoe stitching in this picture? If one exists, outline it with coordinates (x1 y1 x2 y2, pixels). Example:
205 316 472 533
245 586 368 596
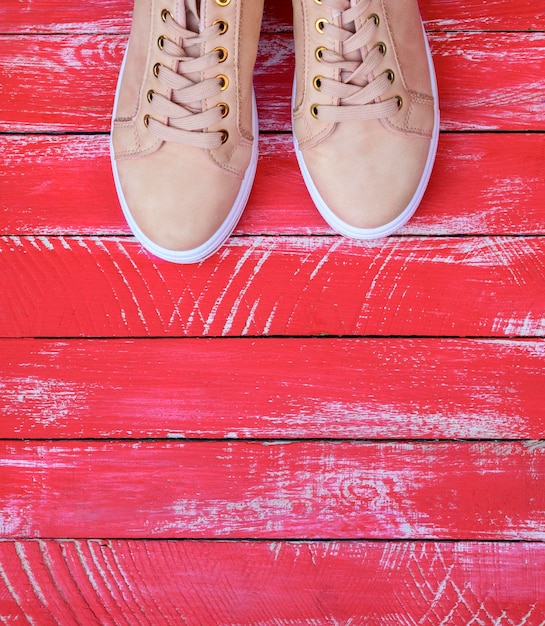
294 0 336 148
142 3 233 149
304 0 400 126
384 86 434 136
114 119 163 159
381 0 435 137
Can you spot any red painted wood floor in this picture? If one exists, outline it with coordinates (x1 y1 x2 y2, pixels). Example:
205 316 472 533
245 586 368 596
1 0 545 623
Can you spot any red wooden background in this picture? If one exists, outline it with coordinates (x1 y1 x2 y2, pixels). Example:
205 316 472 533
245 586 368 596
1 0 545 623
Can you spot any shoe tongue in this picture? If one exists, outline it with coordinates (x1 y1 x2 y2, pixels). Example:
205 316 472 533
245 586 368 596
183 0 200 31
176 0 203 113
177 0 201 63
340 1 370 88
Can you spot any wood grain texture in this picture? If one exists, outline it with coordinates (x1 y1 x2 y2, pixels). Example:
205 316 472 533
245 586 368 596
0 0 132 34
1 540 545 625
1 441 545 539
2 133 545 236
422 0 545 31
1 338 544 440
1 32 544 133
1 0 543 33
434 32 545 131
2 0 545 621
1 236 544 338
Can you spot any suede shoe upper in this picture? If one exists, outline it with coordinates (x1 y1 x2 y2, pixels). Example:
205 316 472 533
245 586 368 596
111 0 263 262
292 0 439 237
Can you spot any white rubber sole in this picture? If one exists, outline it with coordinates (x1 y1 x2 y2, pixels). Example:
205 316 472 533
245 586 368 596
292 26 440 240
110 48 259 264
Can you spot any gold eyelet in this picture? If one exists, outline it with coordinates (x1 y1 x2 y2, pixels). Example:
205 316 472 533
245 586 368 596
214 46 228 63
313 76 324 91
158 35 166 50
217 74 229 91
153 62 162 78
220 129 229 144
143 114 151 128
161 9 173 23
214 19 229 34
315 18 328 34
395 95 403 109
217 102 229 118
385 69 395 83
375 41 387 55
147 89 155 103
315 46 327 62
369 13 380 26
216 0 231 5
314 0 322 4
310 104 319 119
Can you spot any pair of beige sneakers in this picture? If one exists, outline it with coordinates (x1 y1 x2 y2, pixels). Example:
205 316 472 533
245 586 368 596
111 0 439 264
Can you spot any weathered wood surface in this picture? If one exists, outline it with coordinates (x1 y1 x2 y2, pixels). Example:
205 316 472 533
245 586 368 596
2 133 545 236
1 540 544 625
2 0 545 623
1 236 544 338
1 441 545 539
2 338 544 440
1 32 545 133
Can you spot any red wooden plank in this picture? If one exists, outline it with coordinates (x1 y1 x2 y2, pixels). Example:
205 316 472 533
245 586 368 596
0 0 131 34
0 0 292 34
1 441 544 539
1 338 544 440
434 32 545 131
1 540 544 625
1 33 544 132
2 133 544 236
422 0 545 31
0 35 121 133
1 236 544 338
0 135 116 234
0 1 542 615
1 0 543 33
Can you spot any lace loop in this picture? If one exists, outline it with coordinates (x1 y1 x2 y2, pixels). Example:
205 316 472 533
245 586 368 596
313 0 400 123
146 6 228 148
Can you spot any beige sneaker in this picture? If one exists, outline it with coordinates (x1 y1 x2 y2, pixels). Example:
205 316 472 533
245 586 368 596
111 0 263 263
292 0 439 238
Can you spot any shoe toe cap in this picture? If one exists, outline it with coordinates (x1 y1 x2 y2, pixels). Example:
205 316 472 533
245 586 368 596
114 145 245 258
301 122 435 235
